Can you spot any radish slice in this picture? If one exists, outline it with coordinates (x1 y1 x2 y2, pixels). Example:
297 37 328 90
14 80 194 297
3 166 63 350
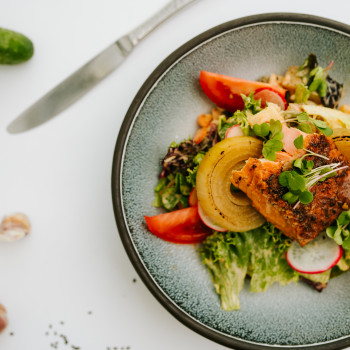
189 188 198 207
225 124 244 138
254 87 287 110
198 203 227 232
286 232 343 274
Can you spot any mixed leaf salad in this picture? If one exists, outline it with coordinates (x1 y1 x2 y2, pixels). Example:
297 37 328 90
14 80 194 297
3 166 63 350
144 54 350 310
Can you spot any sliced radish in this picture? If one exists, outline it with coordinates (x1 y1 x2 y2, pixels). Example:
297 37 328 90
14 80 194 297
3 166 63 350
198 203 227 232
189 188 198 207
254 87 287 110
225 124 244 138
286 232 343 274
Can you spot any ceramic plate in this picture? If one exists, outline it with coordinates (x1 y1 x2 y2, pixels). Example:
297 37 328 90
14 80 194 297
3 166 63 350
112 13 350 350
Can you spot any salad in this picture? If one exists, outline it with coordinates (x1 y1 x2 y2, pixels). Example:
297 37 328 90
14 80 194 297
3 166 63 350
144 54 350 311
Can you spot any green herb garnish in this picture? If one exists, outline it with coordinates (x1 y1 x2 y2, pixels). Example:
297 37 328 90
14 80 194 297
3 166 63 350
253 119 284 161
279 137 347 208
278 134 347 207
308 66 329 98
297 54 332 100
278 170 313 205
284 112 333 136
293 134 331 159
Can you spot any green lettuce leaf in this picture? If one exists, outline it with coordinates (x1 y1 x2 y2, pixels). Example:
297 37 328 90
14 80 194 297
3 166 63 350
300 270 331 284
186 151 206 187
246 229 298 292
331 248 350 278
200 224 298 310
200 231 250 310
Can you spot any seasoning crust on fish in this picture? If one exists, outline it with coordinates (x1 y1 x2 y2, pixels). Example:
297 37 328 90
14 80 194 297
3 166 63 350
231 134 350 246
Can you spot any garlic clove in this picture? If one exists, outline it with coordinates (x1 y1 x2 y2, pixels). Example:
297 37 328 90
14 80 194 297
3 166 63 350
0 304 8 333
0 213 31 242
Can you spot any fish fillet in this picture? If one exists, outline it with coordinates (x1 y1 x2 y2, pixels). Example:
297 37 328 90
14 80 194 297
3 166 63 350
231 134 350 246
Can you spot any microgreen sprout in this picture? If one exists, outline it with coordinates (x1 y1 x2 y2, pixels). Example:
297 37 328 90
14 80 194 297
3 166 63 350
280 162 348 209
293 134 330 160
283 112 333 136
279 134 348 209
306 164 348 188
326 210 350 249
278 170 313 206
252 119 284 161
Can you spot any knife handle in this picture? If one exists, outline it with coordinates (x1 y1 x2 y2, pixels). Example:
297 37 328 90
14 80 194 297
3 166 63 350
127 0 197 47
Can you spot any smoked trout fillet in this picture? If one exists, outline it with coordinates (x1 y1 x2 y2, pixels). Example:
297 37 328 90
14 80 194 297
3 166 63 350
231 134 350 246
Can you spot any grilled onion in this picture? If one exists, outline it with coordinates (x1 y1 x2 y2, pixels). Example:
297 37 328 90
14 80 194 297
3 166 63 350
331 128 350 159
196 136 265 232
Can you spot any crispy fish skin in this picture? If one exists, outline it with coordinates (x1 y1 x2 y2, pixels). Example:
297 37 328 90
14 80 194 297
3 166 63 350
231 134 350 246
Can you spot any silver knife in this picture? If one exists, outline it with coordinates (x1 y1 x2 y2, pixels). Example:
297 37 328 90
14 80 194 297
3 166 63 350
7 0 197 134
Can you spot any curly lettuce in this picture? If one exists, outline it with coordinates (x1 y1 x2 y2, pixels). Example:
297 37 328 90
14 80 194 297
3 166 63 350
247 227 298 293
200 223 298 310
326 210 350 249
200 231 250 310
217 92 261 140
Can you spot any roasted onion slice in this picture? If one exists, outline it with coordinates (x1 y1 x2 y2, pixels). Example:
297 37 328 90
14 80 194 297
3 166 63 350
196 136 265 232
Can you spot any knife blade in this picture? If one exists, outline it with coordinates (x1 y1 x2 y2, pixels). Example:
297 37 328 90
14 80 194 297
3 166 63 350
7 0 197 134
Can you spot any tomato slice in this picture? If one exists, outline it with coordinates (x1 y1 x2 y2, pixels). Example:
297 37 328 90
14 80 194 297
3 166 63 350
144 206 212 244
199 71 286 112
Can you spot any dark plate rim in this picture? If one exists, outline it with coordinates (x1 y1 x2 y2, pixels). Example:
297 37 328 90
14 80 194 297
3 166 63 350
111 12 350 350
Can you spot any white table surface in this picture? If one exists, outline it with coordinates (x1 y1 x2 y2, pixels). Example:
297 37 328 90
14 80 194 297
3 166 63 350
1 0 350 349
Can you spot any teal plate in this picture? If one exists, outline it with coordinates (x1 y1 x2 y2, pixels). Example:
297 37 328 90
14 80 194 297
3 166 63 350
112 14 350 350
